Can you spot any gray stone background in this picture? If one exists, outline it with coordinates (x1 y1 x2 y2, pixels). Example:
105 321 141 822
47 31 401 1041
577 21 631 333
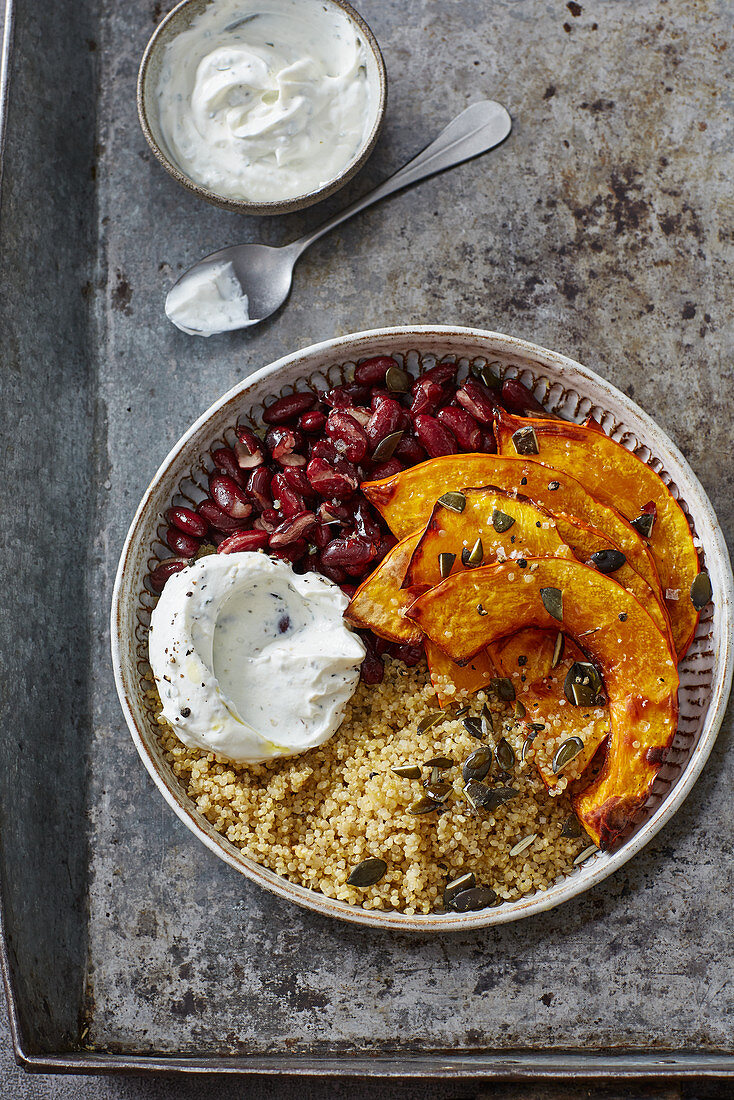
0 0 732 1094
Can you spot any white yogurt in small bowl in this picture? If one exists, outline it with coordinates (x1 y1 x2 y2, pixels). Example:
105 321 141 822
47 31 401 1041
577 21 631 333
138 0 386 213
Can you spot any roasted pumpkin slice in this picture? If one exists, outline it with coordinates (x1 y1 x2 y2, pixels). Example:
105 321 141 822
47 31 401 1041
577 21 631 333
425 640 496 706
361 453 665 614
404 487 574 589
406 559 679 849
345 532 423 644
494 411 699 657
488 629 610 792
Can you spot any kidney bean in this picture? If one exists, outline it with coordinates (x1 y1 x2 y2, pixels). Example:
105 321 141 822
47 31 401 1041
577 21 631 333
265 426 306 466
209 473 252 519
414 413 458 457
211 447 247 486
501 378 558 419
281 464 317 499
325 409 369 463
366 397 410 449
316 555 348 585
166 506 209 539
347 405 372 427
354 355 398 386
298 409 327 433
321 534 376 575
197 499 249 533
165 527 201 557
270 538 307 564
394 434 427 464
455 378 500 424
306 453 359 498
149 558 190 592
234 426 268 468
312 523 332 549
253 515 276 534
479 428 497 453
419 361 458 387
246 465 273 512
217 529 270 554
410 377 445 417
210 531 227 547
340 582 358 599
354 500 381 544
269 511 318 548
369 389 392 409
436 405 482 450
322 383 371 408
271 471 306 517
359 632 384 684
262 507 281 525
370 458 403 480
374 530 398 562
263 391 316 425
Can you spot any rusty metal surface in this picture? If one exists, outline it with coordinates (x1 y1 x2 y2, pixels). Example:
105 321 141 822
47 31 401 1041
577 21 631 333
0 0 732 1077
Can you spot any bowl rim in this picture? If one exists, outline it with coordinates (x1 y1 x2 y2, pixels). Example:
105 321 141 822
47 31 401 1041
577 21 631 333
136 0 388 215
110 324 734 931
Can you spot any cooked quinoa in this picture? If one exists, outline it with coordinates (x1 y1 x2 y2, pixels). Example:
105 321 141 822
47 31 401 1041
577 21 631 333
150 657 589 914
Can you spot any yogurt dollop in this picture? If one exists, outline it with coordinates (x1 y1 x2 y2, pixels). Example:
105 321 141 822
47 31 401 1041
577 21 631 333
149 553 366 763
165 260 250 336
155 0 374 203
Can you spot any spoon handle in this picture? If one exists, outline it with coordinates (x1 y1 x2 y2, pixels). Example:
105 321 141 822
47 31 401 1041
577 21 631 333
290 100 512 257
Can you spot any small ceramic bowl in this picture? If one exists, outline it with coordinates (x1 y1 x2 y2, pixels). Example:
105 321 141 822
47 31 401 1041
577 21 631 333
137 0 387 215
111 326 733 932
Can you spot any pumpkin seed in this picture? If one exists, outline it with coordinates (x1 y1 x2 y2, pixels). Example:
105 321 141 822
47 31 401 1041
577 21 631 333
462 746 493 783
371 429 403 463
438 552 456 579
489 677 516 701
347 857 387 887
631 512 655 538
520 735 534 764
573 844 599 866
540 586 563 621
509 833 538 857
438 491 466 513
425 780 452 802
418 712 443 734
477 603 488 616
429 766 441 785
391 764 422 780
551 631 565 669
514 700 526 720
564 661 604 706
425 756 453 769
561 814 583 838
471 361 502 392
548 480 560 490
454 705 470 718
481 704 494 737
385 364 411 392
465 780 518 811
495 738 515 771
444 872 476 906
492 509 516 533
511 426 539 455
690 571 712 610
465 537 484 566
552 736 585 774
408 796 438 815
462 716 484 740
448 885 498 912
589 548 626 574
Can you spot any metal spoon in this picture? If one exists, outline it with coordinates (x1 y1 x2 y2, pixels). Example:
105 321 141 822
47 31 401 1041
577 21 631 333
165 100 512 336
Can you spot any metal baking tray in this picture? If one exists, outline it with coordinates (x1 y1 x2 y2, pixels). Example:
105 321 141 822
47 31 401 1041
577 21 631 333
1 0 732 1080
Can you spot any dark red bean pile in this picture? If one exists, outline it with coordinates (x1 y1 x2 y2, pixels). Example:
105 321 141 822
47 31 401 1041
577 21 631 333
150 358 548 682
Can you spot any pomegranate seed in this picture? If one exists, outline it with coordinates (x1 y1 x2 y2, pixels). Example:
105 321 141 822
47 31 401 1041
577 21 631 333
354 355 398 386
149 558 190 591
307 453 359 498
196 500 249 533
211 447 247 486
413 413 458 457
366 397 410 448
455 379 500 424
298 409 327 433
165 527 201 557
265 426 306 466
271 471 306 517
325 409 369 463
234 426 267 468
436 406 482 450
262 392 316 425
269 511 318 548
370 458 403 480
282 464 317 498
209 473 252 519
410 377 445 417
394 434 427 464
217 530 270 554
419 361 458 387
246 465 273 511
501 378 558 419
166 506 209 539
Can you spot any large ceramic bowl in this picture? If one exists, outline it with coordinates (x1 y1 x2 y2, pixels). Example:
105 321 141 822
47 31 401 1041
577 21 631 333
110 326 733 930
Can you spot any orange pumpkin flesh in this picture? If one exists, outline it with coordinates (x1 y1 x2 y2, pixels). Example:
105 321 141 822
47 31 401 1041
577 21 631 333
494 411 699 658
406 559 679 849
361 453 666 614
345 532 423 644
488 629 610 791
425 641 496 706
